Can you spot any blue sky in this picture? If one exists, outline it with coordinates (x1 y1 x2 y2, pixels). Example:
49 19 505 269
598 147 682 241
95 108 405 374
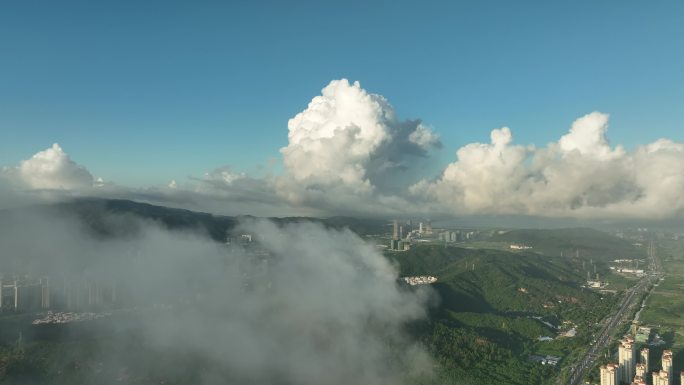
1 0 683 187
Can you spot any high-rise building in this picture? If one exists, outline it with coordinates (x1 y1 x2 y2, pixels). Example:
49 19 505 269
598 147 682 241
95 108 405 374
418 222 423 234
2 274 120 312
392 220 399 240
635 363 646 378
0 279 17 309
652 370 670 385
631 375 646 385
600 363 619 385
40 277 50 309
2 279 40 312
16 281 43 311
619 338 636 383
662 350 673 384
640 347 649 372
679 371 684 385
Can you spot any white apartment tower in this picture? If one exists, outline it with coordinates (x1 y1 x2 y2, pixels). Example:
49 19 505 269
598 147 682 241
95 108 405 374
652 370 670 385
600 363 619 385
640 347 649 373
635 362 646 378
619 339 636 383
662 350 673 385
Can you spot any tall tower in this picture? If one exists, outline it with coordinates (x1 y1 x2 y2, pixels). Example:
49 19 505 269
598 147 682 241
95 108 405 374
618 338 635 383
640 347 649 372
635 363 646 378
662 350 673 384
12 280 20 310
652 370 670 385
40 277 50 309
600 363 618 385
392 220 399 240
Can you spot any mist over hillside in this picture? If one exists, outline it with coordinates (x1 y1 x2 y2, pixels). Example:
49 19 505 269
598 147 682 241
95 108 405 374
0 197 665 385
0 202 432 385
0 198 389 243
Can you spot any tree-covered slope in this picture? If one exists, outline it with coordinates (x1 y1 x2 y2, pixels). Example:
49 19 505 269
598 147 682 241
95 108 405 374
389 245 617 385
489 227 644 261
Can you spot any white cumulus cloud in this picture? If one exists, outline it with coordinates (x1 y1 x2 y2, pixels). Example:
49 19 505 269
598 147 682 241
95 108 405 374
409 124 441 150
18 143 94 190
0 143 98 209
3 84 684 223
558 111 624 160
413 111 684 219
280 79 440 197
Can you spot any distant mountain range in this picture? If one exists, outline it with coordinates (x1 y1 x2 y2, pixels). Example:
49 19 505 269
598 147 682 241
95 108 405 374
4 198 389 241
1 200 642 259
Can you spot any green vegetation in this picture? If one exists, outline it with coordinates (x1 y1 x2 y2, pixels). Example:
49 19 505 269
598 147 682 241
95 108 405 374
601 272 639 291
0 204 646 385
389 244 621 385
488 228 646 261
640 239 684 373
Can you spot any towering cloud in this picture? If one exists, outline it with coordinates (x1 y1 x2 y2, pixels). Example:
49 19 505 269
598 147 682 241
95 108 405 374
411 126 532 214
558 112 624 159
17 143 94 190
281 79 440 196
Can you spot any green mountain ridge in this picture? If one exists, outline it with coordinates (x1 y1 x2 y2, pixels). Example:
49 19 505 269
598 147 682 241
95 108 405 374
2 198 388 241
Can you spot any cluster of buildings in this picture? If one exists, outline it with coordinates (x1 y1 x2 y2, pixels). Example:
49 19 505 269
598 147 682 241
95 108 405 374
439 231 460 243
1 277 50 311
401 276 437 286
509 243 533 250
610 267 646 276
586 279 609 289
438 230 478 243
529 354 561 366
389 220 412 251
0 275 118 313
387 218 483 250
600 337 681 385
32 310 110 325
418 221 433 236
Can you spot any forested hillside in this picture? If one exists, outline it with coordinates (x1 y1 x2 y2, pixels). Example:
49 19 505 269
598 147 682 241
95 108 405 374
390 245 620 385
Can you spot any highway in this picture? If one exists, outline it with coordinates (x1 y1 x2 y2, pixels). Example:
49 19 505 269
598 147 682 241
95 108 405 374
562 239 662 385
